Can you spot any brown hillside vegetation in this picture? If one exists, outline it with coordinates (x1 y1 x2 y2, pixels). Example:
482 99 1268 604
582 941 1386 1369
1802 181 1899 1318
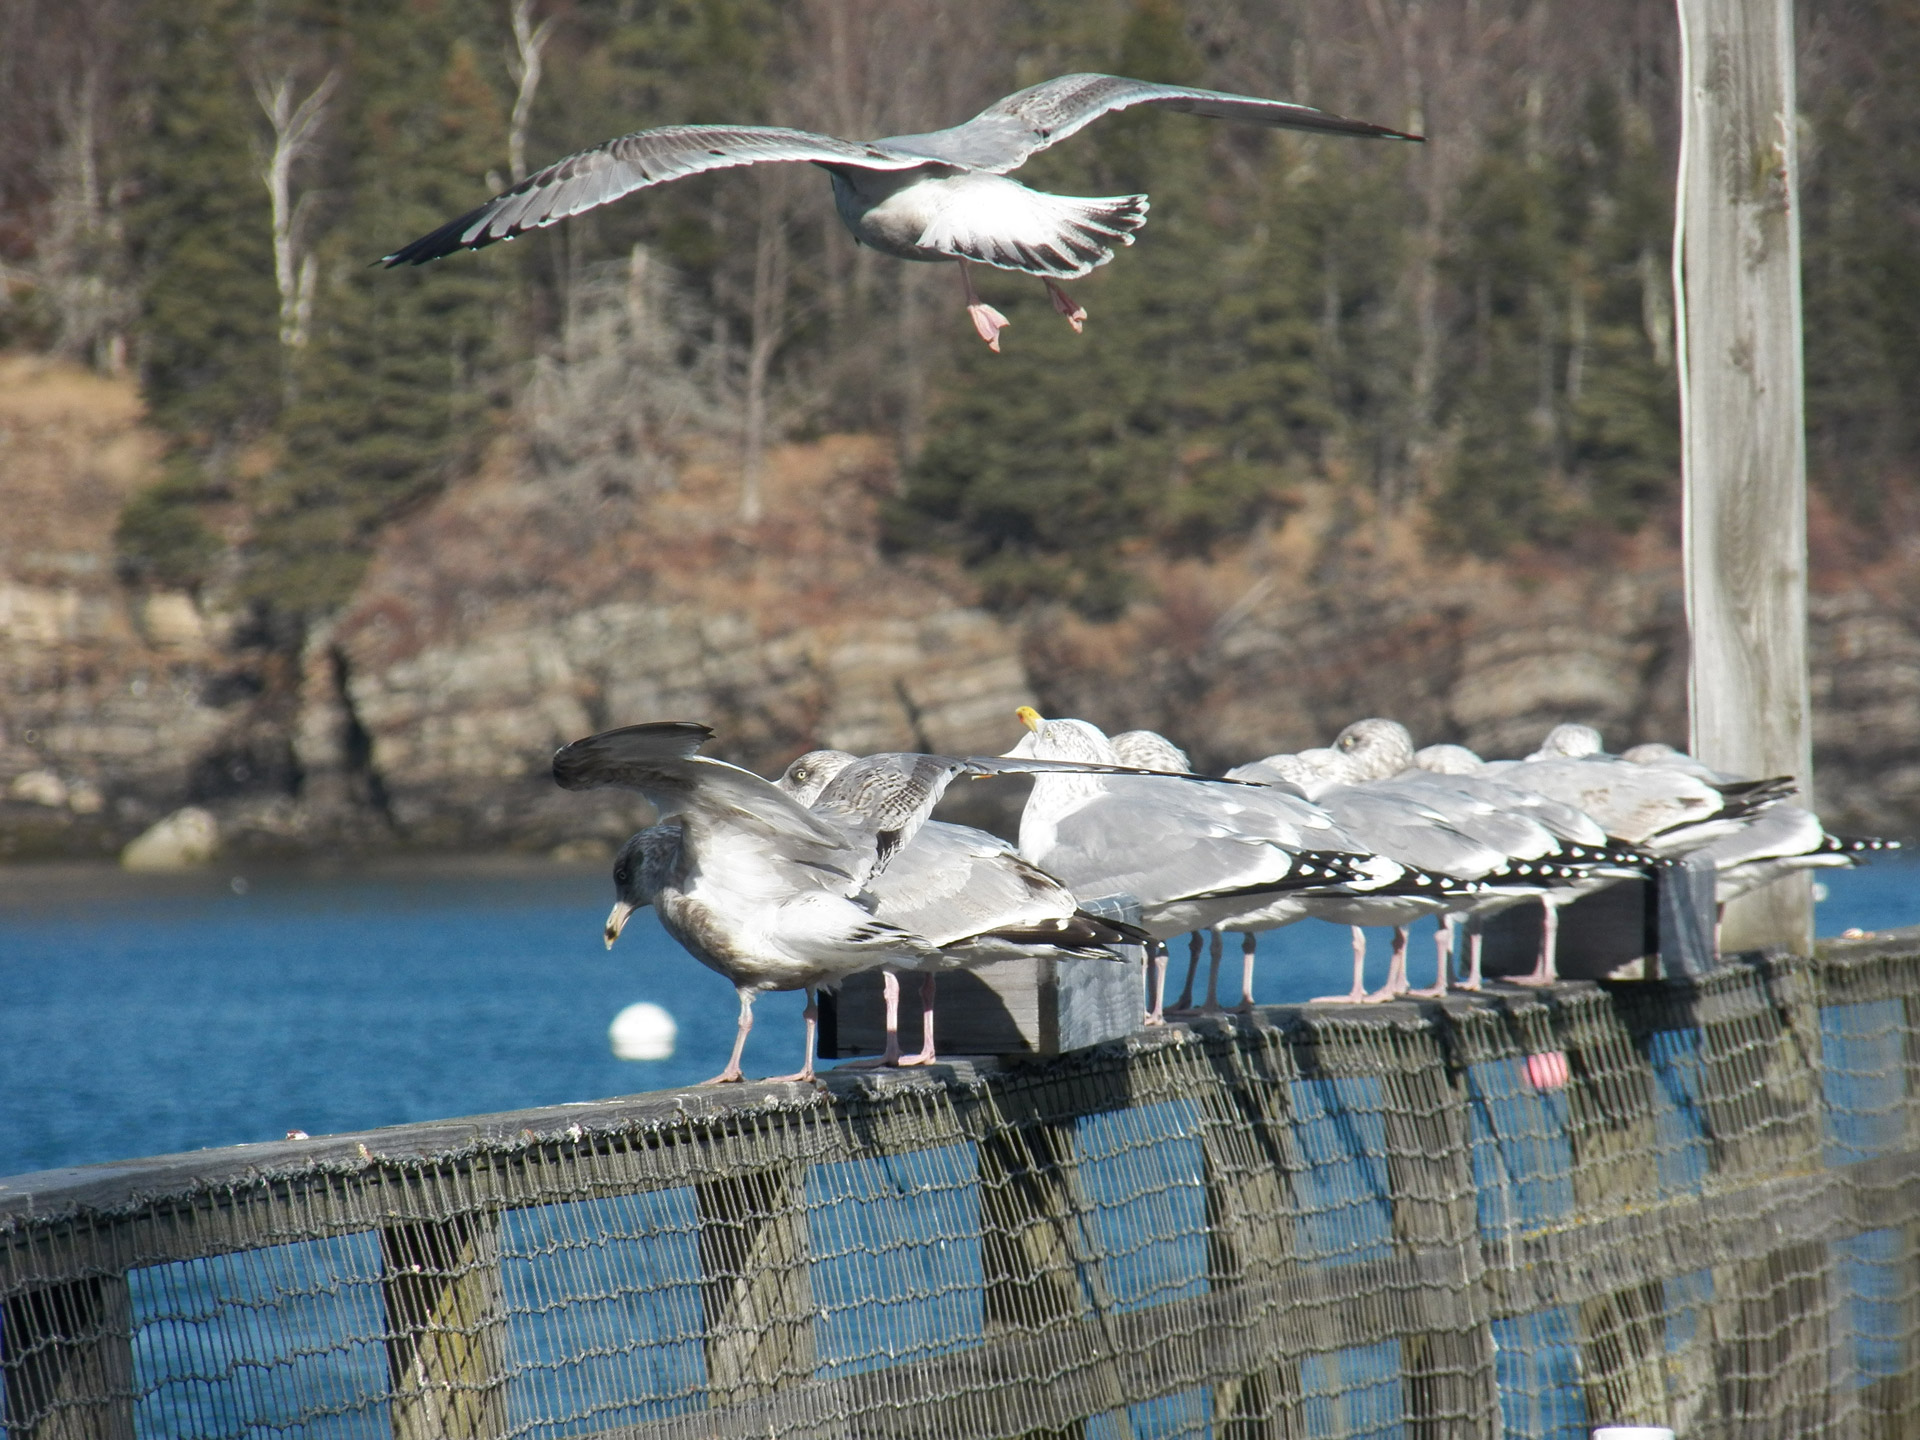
6 353 1917 858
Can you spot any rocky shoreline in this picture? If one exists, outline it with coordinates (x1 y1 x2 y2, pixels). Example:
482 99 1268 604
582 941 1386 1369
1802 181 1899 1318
5 356 1917 864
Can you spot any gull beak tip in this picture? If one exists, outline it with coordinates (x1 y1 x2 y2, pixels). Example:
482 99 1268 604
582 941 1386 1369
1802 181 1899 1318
1016 706 1043 733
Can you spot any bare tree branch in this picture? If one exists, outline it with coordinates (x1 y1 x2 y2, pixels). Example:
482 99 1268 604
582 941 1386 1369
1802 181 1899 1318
252 66 339 352
507 0 556 185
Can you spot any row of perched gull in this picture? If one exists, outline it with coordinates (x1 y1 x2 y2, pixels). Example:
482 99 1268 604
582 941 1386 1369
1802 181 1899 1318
552 709 1895 1084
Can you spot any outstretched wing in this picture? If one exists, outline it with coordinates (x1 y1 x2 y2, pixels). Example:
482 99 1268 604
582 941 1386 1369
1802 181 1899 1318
553 721 853 865
882 73 1421 174
383 125 933 266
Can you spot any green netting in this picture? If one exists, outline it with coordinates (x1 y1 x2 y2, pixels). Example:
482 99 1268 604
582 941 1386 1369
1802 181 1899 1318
5 939 1920 1440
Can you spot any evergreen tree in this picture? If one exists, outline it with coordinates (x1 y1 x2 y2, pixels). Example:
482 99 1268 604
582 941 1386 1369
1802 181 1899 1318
249 2 510 615
116 0 281 591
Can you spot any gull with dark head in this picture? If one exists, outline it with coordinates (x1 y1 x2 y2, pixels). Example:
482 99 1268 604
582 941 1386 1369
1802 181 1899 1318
383 73 1419 351
563 721 1180 1082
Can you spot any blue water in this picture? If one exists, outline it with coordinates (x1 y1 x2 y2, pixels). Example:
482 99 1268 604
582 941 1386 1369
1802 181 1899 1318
1 855 1913 1177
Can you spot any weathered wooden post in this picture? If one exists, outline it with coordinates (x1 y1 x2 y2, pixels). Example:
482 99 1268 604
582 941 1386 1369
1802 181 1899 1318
1674 0 1813 954
694 1163 817 1409
0 1276 136 1440
380 1211 509 1440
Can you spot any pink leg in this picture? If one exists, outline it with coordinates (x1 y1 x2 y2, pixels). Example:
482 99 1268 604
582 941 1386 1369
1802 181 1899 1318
1235 933 1258 1012
706 988 756 1083
1512 899 1561 986
1201 930 1224 1011
845 970 906 1068
1044 278 1086 332
1459 925 1485 992
1365 926 1411 1002
765 987 819 1083
1411 914 1454 998
1146 942 1168 1025
900 973 939 1066
958 260 1009 351
1170 932 1203 1014
1315 927 1371 1003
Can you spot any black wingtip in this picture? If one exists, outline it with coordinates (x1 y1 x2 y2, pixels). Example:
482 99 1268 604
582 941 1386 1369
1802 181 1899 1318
553 720 717 790
379 201 505 268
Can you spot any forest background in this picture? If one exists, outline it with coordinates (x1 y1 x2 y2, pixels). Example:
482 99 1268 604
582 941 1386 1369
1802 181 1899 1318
2 0 1918 858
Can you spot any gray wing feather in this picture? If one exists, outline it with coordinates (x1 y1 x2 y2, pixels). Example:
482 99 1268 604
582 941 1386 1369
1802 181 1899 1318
1313 786 1507 879
865 822 1076 947
881 73 1421 173
1042 788 1309 907
384 125 931 265
553 722 852 856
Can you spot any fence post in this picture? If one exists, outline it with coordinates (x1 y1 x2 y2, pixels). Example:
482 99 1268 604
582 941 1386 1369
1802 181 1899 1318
1194 1035 1307 1438
380 1211 508 1440
695 1163 816 1409
1555 994 1679 1428
1674 0 1813 954
1375 1024 1499 1440
977 1111 1137 1440
1699 965 1836 1435
0 1275 136 1440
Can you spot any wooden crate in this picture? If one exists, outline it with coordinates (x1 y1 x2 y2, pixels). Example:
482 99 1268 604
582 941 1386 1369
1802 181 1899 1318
817 951 1147 1059
1479 854 1720 981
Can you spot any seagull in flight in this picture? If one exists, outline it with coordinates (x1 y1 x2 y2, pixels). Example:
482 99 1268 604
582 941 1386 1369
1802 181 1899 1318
382 73 1421 350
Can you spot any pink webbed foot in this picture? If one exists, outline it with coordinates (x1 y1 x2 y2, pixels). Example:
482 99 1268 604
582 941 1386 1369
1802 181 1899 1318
968 302 1011 351
1044 279 1086 333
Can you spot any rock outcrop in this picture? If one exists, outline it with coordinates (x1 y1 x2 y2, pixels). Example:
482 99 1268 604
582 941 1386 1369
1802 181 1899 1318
3 355 1916 856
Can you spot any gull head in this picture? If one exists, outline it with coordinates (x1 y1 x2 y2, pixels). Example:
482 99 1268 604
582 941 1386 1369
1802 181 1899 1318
775 749 859 806
1529 722 1606 760
605 823 681 949
1331 717 1417 780
1005 708 1116 764
1413 743 1486 776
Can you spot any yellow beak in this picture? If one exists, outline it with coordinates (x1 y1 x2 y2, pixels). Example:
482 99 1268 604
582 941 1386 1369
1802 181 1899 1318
604 899 636 949
1016 705 1045 733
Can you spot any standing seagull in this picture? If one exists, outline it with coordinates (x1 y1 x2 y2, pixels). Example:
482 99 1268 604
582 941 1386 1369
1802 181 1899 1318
382 73 1420 350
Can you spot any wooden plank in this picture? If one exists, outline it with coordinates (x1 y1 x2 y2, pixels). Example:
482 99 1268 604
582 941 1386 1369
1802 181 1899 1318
0 1275 135 1440
380 1207 509 1440
820 956 1144 1059
1674 0 1813 954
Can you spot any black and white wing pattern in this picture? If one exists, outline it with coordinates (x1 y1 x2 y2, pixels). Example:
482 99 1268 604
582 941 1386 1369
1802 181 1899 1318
384 125 932 265
882 73 1421 174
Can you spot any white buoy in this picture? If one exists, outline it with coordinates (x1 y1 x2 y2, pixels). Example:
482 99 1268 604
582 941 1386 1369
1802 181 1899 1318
609 1002 677 1060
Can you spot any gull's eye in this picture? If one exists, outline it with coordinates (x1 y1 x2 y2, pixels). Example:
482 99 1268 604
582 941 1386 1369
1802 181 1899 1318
614 866 630 887
792 766 810 784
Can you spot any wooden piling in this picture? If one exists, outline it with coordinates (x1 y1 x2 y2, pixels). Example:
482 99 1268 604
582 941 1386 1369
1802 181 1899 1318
694 1164 817 1409
1674 0 1813 954
380 1211 508 1440
0 1275 135 1440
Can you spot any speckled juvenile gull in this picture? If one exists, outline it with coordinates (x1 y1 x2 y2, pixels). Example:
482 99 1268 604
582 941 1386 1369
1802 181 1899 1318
776 748 1142 1065
561 722 943 1083
1617 742 1898 904
384 74 1418 350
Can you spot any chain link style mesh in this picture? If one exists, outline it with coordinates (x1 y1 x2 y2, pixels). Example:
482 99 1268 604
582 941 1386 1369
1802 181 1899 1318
5 936 1919 1440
